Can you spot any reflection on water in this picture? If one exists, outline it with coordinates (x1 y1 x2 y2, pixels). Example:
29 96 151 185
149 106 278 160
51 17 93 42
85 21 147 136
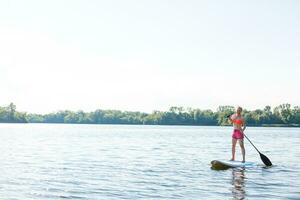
231 169 246 200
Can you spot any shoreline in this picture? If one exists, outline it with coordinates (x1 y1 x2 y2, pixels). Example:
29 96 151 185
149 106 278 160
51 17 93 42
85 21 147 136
1 122 300 128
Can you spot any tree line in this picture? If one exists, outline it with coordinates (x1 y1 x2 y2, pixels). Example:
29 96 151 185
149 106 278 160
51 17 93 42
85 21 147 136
1 103 300 126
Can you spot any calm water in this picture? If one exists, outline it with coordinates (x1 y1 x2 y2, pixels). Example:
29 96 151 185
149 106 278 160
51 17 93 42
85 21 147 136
0 124 299 200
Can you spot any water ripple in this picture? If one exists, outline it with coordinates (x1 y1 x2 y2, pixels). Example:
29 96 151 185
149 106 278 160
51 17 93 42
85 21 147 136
0 124 299 199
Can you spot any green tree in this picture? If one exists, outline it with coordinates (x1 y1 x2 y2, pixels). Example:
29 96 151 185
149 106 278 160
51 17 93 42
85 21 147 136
217 106 235 125
8 102 16 121
274 104 292 124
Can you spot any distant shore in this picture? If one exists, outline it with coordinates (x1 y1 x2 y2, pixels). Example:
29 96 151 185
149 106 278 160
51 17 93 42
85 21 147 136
1 122 300 128
260 124 300 127
1 103 300 127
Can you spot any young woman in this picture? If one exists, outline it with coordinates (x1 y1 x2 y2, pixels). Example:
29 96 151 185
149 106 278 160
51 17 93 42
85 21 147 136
228 107 246 162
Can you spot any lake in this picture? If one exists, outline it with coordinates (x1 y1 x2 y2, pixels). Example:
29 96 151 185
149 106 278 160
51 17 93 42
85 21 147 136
0 124 299 199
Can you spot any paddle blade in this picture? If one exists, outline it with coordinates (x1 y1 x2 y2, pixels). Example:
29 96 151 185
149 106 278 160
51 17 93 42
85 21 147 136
260 153 272 166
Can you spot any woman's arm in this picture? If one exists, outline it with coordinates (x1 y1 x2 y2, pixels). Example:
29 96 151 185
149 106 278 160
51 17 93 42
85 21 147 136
242 120 246 131
227 114 234 123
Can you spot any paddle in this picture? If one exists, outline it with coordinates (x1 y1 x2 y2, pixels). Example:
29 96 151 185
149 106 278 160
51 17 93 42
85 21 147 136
243 133 272 166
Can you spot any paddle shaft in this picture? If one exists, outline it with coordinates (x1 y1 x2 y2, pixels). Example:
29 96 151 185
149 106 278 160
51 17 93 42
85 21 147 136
243 133 261 154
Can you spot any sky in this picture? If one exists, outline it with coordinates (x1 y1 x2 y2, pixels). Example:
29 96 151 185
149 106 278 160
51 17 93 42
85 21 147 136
0 0 299 113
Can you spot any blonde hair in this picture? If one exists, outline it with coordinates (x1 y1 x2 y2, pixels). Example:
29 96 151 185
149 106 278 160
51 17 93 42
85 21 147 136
237 106 243 113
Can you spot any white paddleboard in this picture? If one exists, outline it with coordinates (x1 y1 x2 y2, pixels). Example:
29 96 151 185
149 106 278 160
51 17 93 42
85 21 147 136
211 160 255 170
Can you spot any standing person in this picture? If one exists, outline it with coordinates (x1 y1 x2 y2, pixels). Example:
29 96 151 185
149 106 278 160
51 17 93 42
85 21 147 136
228 107 246 162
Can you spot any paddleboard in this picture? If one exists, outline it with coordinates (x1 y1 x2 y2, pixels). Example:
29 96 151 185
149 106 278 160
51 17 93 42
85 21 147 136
211 160 255 170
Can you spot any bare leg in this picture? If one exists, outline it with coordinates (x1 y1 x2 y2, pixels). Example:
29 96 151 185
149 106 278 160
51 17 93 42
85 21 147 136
239 139 246 162
231 138 237 161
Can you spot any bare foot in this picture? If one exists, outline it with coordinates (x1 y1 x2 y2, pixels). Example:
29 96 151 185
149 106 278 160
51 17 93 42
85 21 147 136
230 158 235 161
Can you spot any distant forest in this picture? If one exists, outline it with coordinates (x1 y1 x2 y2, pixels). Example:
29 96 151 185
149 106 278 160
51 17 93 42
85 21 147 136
1 103 300 127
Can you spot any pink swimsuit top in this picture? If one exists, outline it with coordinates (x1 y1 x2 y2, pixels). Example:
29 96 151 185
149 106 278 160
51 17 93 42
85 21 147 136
233 119 243 125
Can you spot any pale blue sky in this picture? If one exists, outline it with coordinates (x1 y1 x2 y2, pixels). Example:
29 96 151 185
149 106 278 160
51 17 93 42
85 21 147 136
0 0 299 113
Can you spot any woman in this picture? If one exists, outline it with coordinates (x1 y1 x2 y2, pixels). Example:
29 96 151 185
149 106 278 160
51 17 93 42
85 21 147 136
228 107 246 162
